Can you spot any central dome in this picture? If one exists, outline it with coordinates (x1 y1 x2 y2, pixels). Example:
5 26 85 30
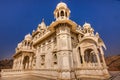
56 2 67 9
54 2 70 20
24 33 32 41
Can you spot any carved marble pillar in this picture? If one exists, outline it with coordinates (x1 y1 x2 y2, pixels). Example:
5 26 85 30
18 59 21 69
20 56 24 70
82 54 85 66
81 50 85 66
100 47 106 67
16 59 18 69
36 47 40 69
13 59 16 69
74 48 80 68
96 53 101 67
25 63 28 69
56 25 75 79
15 60 17 69
29 56 32 69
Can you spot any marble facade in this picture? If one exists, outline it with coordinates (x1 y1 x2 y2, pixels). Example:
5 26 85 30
1 2 110 80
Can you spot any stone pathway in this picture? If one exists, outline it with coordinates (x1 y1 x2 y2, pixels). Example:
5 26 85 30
0 71 120 80
0 75 54 80
109 71 120 80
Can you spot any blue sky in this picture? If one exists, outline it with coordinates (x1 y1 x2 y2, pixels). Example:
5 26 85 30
0 0 120 59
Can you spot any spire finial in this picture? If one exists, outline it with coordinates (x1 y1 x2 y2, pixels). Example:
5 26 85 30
60 1 63 3
42 18 44 22
85 21 87 24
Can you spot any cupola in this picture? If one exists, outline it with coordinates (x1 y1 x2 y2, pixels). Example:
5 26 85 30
83 22 94 36
54 2 70 20
24 33 32 41
37 19 47 31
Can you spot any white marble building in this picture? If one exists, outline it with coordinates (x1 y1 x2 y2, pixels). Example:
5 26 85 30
1 2 110 80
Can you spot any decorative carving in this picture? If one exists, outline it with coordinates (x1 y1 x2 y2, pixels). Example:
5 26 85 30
72 42 77 48
8 2 110 80
47 44 51 50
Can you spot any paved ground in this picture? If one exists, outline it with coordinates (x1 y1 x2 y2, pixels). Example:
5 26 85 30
0 75 54 80
0 71 120 80
109 71 120 80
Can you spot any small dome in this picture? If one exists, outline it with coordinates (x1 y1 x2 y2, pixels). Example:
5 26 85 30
95 32 99 37
32 30 35 33
83 22 91 29
17 42 22 48
24 33 32 41
40 21 46 29
90 28 94 32
56 2 67 9
37 19 47 30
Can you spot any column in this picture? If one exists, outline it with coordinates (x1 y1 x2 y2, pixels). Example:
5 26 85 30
100 47 107 67
16 59 18 69
63 10 65 19
13 61 16 69
59 11 61 20
13 60 15 69
29 56 32 69
96 53 101 67
18 59 21 69
75 48 80 68
26 63 29 69
81 50 85 66
15 60 17 69
27 41 29 49
82 55 85 64
20 56 24 70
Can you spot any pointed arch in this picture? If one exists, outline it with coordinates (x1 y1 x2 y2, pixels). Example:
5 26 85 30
57 12 59 18
23 56 29 69
84 49 97 63
61 10 64 16
80 37 98 46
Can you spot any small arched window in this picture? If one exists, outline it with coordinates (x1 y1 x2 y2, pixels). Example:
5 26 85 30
53 53 57 65
54 54 57 59
25 41 27 46
65 12 67 17
28 42 30 46
84 49 97 63
57 12 59 18
23 56 29 69
61 11 64 16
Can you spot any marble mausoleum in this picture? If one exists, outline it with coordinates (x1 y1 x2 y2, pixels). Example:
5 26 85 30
1 2 110 80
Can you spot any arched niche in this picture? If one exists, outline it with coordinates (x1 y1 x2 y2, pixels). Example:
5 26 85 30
84 49 97 63
52 53 57 65
80 38 98 47
23 56 30 69
60 10 64 16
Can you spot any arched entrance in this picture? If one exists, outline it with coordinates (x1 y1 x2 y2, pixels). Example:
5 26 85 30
23 56 29 69
84 49 97 63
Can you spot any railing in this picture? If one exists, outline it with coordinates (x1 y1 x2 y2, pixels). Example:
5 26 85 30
14 48 34 57
1 69 58 78
2 69 24 72
1 69 58 73
1 69 39 73
16 47 33 53
33 30 51 45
